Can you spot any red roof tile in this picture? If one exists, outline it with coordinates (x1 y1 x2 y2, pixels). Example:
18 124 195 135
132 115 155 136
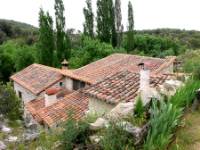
26 91 89 127
11 64 64 95
83 70 170 105
68 54 175 84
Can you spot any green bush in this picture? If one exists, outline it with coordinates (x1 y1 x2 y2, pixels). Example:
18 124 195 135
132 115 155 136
61 112 90 150
69 36 126 68
101 122 134 150
170 79 200 108
134 96 145 118
0 82 22 120
144 100 183 150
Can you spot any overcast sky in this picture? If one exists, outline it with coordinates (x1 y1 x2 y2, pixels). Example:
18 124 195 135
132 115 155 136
0 0 200 31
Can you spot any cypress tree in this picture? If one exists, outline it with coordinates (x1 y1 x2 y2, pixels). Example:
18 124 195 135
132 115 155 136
38 8 54 66
55 0 70 63
115 0 123 48
83 0 94 38
127 1 134 52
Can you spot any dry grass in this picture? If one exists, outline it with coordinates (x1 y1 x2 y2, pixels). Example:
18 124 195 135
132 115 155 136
169 108 200 150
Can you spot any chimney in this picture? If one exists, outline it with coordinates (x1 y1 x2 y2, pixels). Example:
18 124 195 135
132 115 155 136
45 88 59 107
138 63 150 104
61 59 69 70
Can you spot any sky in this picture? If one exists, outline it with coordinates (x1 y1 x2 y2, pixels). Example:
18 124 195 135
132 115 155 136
0 0 200 31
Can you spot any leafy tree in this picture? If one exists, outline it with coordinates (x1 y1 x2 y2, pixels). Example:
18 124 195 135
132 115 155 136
15 46 36 71
127 1 134 52
115 0 123 48
96 0 117 47
0 83 22 120
55 0 70 62
38 8 54 66
0 52 15 82
83 0 94 38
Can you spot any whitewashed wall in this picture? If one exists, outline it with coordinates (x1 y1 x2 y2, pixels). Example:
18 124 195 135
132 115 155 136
65 77 73 90
89 98 115 116
13 82 36 104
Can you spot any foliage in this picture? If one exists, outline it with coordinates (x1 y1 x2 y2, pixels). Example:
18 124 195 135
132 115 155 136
96 0 117 47
127 1 134 52
0 82 22 120
0 40 37 81
55 0 71 62
83 0 94 38
134 96 145 118
69 36 126 68
101 121 134 150
138 28 200 50
115 0 123 48
123 34 185 57
0 19 38 44
180 50 200 79
170 79 200 108
61 112 90 150
144 100 183 150
38 8 55 66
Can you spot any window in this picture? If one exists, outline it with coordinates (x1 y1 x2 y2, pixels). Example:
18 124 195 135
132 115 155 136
18 91 22 99
59 82 63 87
73 79 85 90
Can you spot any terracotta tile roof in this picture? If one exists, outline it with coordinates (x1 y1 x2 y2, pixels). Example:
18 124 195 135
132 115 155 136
66 53 175 84
26 91 89 127
10 64 64 95
83 70 170 105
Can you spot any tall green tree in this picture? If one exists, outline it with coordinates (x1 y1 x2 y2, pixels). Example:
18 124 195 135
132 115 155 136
83 0 94 38
55 0 70 63
38 8 54 66
115 0 123 48
127 1 134 52
96 0 117 47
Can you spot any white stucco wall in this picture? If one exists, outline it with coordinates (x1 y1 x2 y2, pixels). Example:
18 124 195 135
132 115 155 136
89 98 115 116
65 77 73 90
13 79 65 104
13 82 37 104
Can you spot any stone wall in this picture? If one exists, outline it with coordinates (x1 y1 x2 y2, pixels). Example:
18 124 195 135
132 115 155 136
13 79 65 104
89 98 115 116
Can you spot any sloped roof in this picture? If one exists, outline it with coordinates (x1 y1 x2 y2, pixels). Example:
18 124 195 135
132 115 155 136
83 70 170 105
65 54 175 84
10 64 64 95
26 91 89 127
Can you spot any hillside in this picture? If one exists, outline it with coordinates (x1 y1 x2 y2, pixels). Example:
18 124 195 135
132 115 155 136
0 19 38 44
137 28 200 49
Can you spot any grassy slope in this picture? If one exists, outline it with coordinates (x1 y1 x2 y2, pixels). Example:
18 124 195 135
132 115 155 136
169 109 200 150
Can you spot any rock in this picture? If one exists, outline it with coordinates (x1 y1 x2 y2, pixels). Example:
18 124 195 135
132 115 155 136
0 141 6 150
106 102 134 120
5 136 18 142
1 125 12 134
36 147 43 150
23 132 40 142
27 122 38 132
90 118 109 130
89 135 102 144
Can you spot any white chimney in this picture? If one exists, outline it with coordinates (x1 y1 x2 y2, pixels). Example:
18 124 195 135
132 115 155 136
45 88 59 107
139 63 151 105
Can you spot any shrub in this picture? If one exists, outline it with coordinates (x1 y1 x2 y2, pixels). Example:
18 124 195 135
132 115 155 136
134 96 145 118
144 100 183 150
170 79 200 108
0 82 22 120
61 112 90 150
101 121 134 150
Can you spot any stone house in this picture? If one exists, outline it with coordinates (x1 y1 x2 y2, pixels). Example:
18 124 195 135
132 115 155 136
10 53 176 127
